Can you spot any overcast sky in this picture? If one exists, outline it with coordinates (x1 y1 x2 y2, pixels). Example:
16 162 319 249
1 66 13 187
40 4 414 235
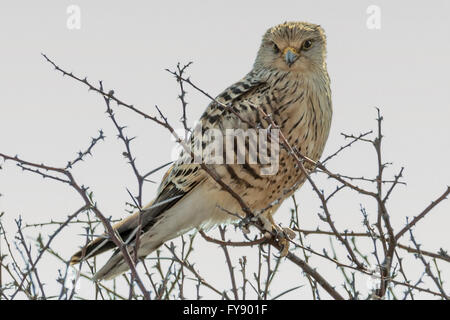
0 0 449 299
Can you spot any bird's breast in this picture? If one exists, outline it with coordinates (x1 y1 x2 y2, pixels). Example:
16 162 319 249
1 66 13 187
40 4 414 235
268 72 332 162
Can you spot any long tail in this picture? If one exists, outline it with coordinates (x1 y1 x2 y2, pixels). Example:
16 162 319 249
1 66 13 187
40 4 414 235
92 249 142 281
69 215 145 280
70 167 205 280
70 235 116 265
71 238 137 281
69 199 166 280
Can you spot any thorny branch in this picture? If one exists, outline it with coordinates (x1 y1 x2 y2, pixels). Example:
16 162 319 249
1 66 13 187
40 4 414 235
0 56 448 300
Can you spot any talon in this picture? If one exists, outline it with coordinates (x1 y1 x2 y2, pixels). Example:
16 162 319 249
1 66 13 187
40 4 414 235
282 227 296 240
279 238 290 257
258 215 292 256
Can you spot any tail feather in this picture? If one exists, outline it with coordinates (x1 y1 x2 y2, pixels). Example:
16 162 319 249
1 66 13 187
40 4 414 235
92 253 130 281
69 187 186 280
70 236 115 265
69 203 151 266
71 231 143 281
69 173 201 280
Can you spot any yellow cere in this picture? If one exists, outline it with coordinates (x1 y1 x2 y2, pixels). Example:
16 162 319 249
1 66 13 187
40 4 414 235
283 47 299 56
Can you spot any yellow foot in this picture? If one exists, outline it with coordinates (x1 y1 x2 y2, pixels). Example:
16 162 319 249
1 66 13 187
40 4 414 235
258 215 296 257
279 237 290 257
277 227 296 257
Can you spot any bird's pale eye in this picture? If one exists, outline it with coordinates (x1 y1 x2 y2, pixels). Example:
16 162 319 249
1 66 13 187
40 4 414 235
302 39 313 50
272 42 280 53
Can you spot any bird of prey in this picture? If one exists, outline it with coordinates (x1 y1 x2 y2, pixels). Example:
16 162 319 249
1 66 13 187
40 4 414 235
70 21 333 280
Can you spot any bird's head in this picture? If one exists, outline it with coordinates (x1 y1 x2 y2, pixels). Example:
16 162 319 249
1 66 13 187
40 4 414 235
254 22 327 74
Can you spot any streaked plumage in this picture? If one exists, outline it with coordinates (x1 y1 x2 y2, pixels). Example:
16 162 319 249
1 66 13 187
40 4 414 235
70 21 333 280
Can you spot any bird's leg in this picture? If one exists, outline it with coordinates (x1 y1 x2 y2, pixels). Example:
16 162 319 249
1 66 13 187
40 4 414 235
259 215 296 257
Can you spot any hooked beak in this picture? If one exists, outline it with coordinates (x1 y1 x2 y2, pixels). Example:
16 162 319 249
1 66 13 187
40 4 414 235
283 47 299 66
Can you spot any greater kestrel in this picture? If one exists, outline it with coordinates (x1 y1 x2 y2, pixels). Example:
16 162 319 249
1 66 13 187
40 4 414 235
70 21 332 280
